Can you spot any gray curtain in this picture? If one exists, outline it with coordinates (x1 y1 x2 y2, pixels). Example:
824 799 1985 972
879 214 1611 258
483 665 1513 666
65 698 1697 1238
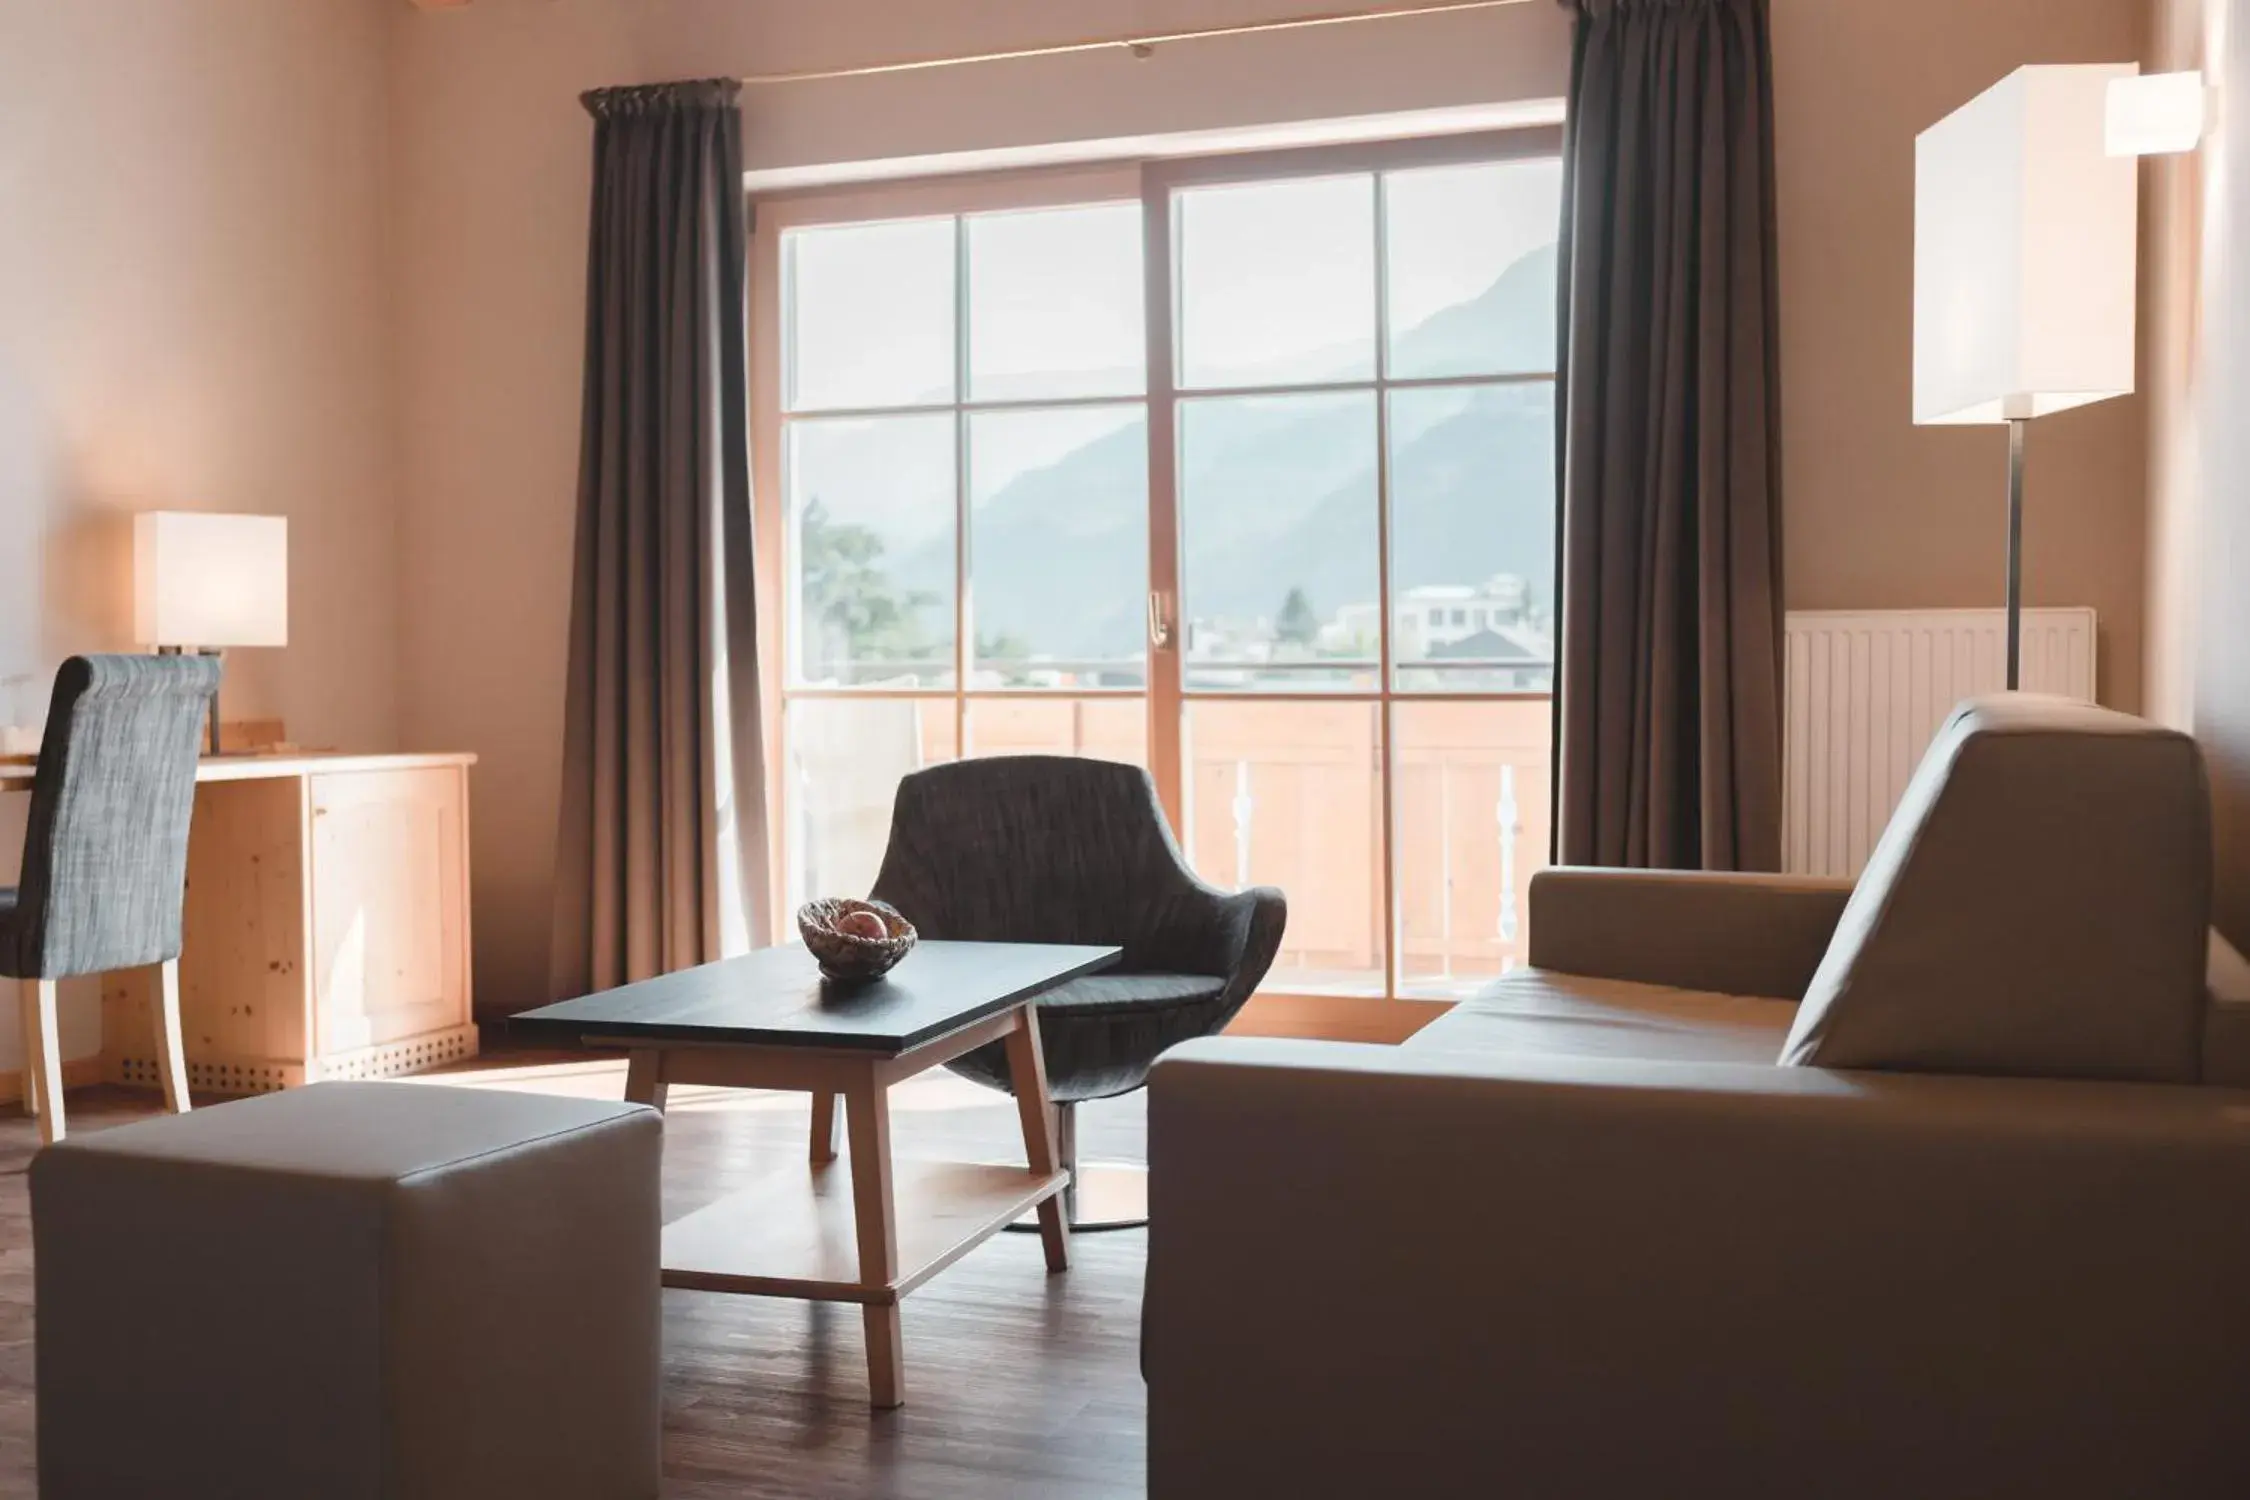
549 79 768 1005
1553 0 1784 871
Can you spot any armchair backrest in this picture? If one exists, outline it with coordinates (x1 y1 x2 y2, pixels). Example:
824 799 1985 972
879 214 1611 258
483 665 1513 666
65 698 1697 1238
9 654 219 980
869 755 1211 968
1781 695 2211 1083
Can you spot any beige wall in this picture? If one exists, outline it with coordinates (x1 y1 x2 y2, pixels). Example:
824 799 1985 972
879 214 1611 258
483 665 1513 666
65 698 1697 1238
2143 0 2250 947
1773 0 2153 713
2144 0 2217 735
0 0 401 755
0 0 402 1066
386 0 1577 1015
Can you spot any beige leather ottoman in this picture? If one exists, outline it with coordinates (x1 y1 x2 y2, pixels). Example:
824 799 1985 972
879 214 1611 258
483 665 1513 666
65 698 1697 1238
29 1082 662 1500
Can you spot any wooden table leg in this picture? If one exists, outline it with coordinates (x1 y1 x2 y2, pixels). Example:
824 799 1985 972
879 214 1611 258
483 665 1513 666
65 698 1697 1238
623 1050 669 1112
845 1069 904 1409
1003 1004 1070 1274
809 1090 839 1163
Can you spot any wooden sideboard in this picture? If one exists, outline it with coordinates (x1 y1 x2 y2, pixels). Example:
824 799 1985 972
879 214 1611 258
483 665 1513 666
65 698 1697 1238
1 752 478 1095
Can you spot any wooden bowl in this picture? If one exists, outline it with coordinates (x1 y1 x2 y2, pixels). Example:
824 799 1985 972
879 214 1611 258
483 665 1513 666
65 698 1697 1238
797 898 917 983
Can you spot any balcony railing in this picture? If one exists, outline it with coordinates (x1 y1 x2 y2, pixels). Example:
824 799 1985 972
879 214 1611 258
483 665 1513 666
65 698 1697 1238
784 694 1552 1002
1179 697 1551 998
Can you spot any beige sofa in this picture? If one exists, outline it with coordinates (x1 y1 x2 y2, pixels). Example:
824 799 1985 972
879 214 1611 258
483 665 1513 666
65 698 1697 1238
1146 697 2250 1499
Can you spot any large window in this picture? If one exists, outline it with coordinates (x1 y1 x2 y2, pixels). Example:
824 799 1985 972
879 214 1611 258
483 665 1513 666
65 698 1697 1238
755 134 1562 1003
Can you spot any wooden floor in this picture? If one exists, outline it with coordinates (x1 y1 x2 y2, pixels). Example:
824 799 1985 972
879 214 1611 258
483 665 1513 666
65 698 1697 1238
0 1061 1152 1500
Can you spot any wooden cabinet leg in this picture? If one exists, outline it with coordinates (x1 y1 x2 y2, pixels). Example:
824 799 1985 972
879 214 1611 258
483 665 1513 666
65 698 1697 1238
153 959 191 1114
845 1072 903 1408
1003 1003 1070 1273
21 979 63 1145
810 1090 839 1163
623 1051 669 1112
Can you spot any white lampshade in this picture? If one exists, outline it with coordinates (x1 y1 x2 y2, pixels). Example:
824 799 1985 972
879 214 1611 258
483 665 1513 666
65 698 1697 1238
133 512 290 649
1914 63 2140 426
2107 71 2207 156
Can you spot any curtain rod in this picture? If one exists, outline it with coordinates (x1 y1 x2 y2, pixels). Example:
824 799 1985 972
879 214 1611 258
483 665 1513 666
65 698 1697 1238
738 0 1536 86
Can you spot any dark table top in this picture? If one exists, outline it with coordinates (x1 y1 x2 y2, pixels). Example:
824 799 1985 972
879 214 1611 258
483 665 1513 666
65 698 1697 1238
509 940 1121 1055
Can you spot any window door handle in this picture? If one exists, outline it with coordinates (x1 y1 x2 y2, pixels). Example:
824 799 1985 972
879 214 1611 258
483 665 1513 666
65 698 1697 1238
1148 592 1174 651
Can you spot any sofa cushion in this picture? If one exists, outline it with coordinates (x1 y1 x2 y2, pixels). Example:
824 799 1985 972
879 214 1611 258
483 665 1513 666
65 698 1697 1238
1410 967 1797 1065
2201 931 2250 1089
1781 696 2211 1083
2203 1002 2250 1090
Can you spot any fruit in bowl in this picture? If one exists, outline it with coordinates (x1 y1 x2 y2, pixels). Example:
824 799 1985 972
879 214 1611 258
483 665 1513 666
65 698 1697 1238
797 897 917 983
834 908 889 942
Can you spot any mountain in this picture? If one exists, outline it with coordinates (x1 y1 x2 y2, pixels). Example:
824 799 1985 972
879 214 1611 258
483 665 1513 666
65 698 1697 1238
889 240 1560 663
1392 241 1558 379
1203 384 1554 630
891 421 1150 660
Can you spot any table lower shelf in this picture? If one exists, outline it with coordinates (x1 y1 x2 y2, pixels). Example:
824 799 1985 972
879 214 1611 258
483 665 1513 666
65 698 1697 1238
662 1159 1068 1305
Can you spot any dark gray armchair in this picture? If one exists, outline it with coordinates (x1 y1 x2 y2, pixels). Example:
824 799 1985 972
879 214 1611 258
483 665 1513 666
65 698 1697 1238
869 755 1286 1229
4 654 219 1143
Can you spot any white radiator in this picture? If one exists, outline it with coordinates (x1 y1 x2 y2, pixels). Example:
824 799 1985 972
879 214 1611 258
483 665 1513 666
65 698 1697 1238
1783 607 2097 878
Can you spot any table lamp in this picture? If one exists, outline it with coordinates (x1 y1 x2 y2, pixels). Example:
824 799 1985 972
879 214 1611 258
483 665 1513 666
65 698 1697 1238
133 511 289 754
1913 63 2138 689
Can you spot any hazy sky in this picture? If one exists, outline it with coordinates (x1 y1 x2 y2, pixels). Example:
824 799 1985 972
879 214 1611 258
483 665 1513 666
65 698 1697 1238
784 158 1563 521
787 158 1561 410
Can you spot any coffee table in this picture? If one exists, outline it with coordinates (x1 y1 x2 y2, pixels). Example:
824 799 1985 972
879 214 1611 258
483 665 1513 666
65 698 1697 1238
511 939 1119 1409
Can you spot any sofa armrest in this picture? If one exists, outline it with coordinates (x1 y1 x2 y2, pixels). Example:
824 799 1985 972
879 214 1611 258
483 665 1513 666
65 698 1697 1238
1528 866 1854 997
1146 1038 2250 1500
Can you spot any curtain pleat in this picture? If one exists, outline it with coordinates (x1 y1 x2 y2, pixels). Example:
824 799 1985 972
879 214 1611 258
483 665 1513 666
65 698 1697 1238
1554 0 1784 871
548 79 769 1005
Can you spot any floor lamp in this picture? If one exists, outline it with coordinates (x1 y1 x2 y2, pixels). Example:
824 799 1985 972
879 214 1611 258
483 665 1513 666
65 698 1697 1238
1913 64 2139 690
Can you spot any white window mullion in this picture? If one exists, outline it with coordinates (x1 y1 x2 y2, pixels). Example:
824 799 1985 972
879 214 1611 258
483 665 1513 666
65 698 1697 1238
1372 169 1402 1002
953 213 973 753
1142 169 1188 832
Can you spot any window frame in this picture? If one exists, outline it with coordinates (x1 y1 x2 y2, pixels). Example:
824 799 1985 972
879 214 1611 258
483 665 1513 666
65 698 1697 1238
749 126 1566 1001
750 165 1147 925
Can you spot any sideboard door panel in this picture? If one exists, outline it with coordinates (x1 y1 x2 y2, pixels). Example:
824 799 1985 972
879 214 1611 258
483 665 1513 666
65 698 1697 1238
311 768 469 1055
102 777 312 1093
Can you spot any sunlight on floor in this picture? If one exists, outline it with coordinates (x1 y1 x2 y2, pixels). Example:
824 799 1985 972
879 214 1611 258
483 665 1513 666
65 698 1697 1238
399 1050 1149 1166
401 1054 1010 1114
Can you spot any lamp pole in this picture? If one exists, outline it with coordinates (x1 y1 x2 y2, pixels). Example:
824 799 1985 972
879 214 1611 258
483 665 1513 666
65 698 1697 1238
2005 416 2025 692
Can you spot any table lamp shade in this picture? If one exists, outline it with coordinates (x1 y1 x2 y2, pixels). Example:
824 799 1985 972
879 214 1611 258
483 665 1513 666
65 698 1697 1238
1913 63 2140 426
133 512 289 649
